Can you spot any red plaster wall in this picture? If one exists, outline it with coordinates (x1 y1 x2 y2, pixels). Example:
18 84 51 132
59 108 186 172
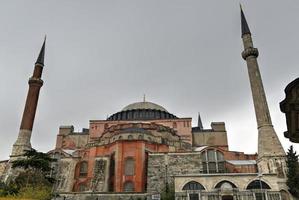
73 139 170 192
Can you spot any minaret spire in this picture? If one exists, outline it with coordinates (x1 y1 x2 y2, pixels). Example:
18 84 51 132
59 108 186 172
240 5 251 37
240 8 285 174
11 39 46 157
36 36 46 66
197 112 203 130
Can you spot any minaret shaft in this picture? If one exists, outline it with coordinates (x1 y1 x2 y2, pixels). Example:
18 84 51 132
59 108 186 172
240 9 285 175
11 40 45 157
241 35 285 159
20 65 43 130
242 35 272 128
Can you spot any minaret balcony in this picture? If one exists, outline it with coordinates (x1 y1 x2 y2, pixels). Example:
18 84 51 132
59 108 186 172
28 77 43 86
242 47 259 60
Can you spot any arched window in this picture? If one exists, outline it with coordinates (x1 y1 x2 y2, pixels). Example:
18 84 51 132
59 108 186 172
124 157 135 176
124 181 134 192
79 161 88 177
246 180 271 200
121 112 126 120
208 150 216 161
138 135 143 140
215 181 237 190
183 181 204 200
201 149 225 173
127 111 132 119
118 136 123 140
182 181 205 190
150 110 154 118
133 111 138 119
217 151 224 161
246 180 271 190
128 135 133 140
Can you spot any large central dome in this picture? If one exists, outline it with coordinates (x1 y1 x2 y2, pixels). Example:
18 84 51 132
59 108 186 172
122 101 168 112
107 101 177 121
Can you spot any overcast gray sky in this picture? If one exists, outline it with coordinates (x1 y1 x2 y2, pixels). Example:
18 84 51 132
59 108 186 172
0 0 299 160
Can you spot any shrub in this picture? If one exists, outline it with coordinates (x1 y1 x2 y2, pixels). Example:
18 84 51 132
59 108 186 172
17 186 52 200
0 182 18 197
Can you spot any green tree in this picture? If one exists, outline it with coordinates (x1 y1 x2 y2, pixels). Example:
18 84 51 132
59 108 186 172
0 149 57 199
11 148 56 187
0 149 56 199
12 148 54 172
286 145 299 198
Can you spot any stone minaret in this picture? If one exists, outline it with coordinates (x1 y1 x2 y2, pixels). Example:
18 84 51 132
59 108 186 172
240 8 286 175
11 39 46 157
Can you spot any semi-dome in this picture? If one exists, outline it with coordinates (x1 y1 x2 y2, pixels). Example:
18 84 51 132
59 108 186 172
122 101 168 112
107 101 177 121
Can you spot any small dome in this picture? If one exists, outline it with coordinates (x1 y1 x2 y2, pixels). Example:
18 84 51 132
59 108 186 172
122 101 168 112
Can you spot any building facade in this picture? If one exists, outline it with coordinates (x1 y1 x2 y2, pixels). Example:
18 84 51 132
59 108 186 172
0 7 294 200
48 100 289 200
50 102 192 194
47 8 292 200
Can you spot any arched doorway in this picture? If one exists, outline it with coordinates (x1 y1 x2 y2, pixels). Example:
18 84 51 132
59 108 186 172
215 181 237 200
182 181 205 200
215 181 237 190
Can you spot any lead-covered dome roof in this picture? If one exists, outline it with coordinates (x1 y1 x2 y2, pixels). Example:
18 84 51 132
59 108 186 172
122 102 168 112
107 101 177 121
